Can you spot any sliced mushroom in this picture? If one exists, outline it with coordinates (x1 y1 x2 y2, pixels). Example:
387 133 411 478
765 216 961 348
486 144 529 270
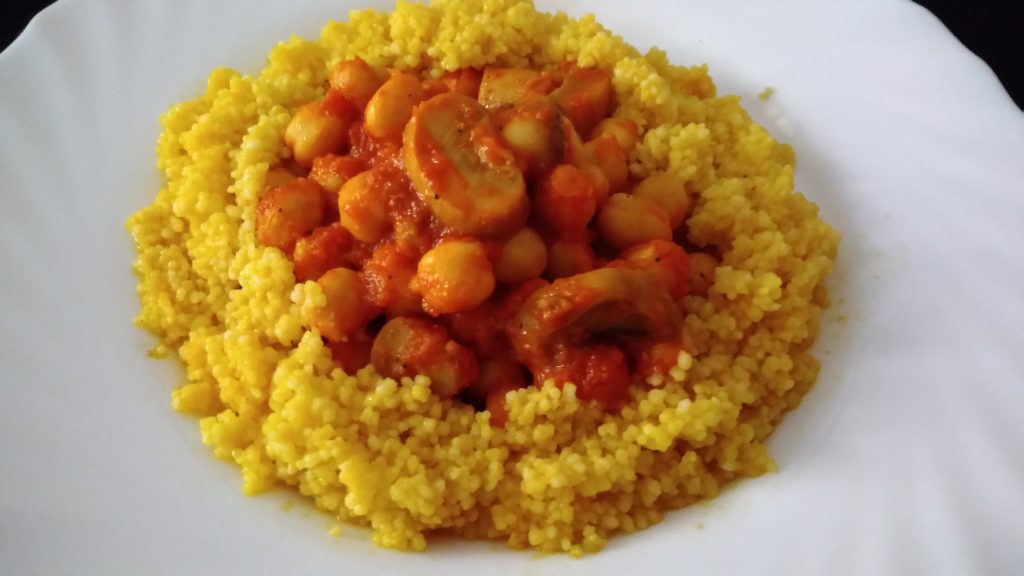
370 316 479 398
549 66 612 138
508 266 684 403
254 177 326 254
477 67 540 109
403 92 528 236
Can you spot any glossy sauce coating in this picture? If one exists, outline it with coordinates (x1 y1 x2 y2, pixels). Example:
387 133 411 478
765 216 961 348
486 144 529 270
255 60 703 416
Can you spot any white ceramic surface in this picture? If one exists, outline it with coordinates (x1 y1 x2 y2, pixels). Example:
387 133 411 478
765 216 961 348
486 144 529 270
1 0 1022 574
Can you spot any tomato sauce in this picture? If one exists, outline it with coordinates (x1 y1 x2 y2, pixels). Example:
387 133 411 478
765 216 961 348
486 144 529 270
255 61 696 420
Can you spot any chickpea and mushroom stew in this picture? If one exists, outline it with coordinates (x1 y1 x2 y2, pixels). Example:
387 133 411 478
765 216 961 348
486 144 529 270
258 60 706 417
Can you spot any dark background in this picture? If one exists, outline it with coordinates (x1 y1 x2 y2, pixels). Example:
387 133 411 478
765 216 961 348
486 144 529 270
1 0 1021 110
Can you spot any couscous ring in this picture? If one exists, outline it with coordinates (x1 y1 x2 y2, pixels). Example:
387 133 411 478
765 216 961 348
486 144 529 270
127 0 839 555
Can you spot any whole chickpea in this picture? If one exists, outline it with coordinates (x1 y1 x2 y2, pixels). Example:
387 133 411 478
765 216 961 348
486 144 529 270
284 90 356 168
632 172 690 229
309 267 379 342
329 58 385 109
338 170 390 244
364 71 424 141
494 228 548 284
413 239 496 315
596 193 672 250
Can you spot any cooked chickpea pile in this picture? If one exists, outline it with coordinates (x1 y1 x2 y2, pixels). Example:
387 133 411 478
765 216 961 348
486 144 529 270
255 59 718 420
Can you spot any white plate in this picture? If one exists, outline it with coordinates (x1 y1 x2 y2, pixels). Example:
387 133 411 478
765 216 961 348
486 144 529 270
1 0 1022 574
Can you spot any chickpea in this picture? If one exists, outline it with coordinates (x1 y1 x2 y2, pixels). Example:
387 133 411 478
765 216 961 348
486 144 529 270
328 58 384 110
545 237 595 279
494 227 548 284
292 223 353 283
501 116 547 162
364 71 423 141
254 178 326 253
620 239 690 300
688 251 718 296
263 166 298 191
338 170 390 244
414 239 496 315
284 91 356 168
441 68 483 99
591 117 639 153
534 164 597 234
360 243 422 317
309 267 379 342
309 155 366 194
499 96 565 178
370 317 479 398
597 193 672 250
632 172 690 229
583 134 629 193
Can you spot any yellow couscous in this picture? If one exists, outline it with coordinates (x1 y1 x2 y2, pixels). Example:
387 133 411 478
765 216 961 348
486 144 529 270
126 0 839 555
